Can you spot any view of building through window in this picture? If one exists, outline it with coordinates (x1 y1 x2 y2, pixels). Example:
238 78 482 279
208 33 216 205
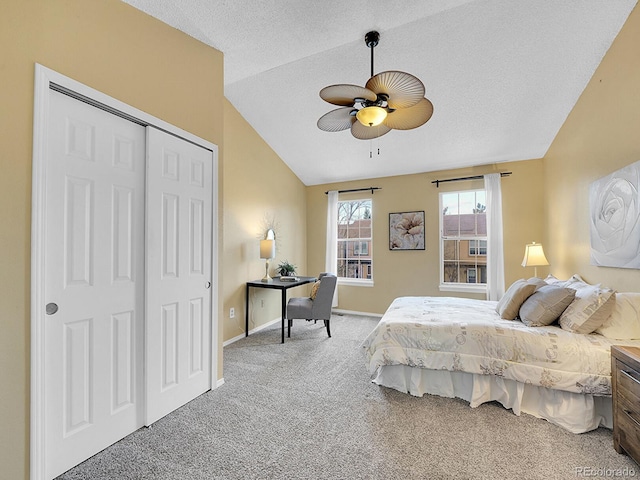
440 190 487 285
337 199 372 280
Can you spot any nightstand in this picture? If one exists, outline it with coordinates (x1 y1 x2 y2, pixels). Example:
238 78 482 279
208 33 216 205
612 345 640 464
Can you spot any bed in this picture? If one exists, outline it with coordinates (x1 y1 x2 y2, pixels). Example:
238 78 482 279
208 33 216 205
362 278 640 433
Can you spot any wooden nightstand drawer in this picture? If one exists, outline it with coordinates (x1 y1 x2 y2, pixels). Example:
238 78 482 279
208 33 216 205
617 392 640 462
612 346 640 464
616 359 640 402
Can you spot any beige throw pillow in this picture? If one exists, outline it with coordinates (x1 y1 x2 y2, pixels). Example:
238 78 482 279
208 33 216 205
559 284 616 334
519 284 576 327
310 281 321 300
496 279 538 320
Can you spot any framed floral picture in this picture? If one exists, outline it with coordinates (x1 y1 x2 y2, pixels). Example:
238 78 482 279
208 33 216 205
589 159 640 269
389 211 425 250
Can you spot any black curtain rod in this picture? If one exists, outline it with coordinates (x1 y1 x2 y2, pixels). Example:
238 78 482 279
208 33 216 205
324 187 381 194
431 172 512 188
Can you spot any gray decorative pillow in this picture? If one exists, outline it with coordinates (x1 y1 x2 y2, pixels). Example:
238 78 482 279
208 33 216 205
519 284 576 327
496 279 538 320
559 284 616 334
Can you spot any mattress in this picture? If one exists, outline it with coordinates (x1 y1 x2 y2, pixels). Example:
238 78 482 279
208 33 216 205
362 296 640 396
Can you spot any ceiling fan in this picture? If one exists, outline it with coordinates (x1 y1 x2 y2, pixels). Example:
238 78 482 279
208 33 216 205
317 31 434 140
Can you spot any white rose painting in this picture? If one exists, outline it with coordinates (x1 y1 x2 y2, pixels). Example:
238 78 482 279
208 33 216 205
389 211 425 250
589 160 640 269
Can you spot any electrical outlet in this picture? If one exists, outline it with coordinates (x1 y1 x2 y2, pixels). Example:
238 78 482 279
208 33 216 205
261 299 265 308
229 307 235 318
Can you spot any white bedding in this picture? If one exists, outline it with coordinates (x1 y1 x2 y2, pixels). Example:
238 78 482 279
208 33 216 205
362 296 640 397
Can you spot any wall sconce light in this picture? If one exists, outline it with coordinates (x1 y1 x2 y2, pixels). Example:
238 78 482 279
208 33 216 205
521 242 549 278
260 239 276 282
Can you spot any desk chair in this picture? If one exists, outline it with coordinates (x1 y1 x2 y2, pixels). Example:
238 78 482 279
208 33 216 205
286 273 337 338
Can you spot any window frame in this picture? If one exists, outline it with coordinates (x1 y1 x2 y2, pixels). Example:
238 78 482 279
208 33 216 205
336 198 373 286
439 189 487 294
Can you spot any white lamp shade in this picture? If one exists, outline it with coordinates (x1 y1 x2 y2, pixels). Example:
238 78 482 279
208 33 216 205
260 239 275 259
521 242 549 267
356 106 387 127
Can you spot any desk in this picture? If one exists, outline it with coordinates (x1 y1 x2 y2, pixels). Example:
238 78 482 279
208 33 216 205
245 276 317 343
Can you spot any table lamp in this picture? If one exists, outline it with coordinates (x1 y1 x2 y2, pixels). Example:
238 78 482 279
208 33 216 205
521 242 549 278
260 239 276 282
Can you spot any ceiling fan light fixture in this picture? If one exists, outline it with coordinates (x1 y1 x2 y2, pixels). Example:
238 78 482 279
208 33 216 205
356 106 387 127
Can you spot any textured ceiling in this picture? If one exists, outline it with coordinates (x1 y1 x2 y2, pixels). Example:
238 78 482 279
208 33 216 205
122 0 637 185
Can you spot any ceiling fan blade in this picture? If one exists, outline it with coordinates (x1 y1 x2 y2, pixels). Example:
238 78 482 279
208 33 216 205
319 84 377 106
317 107 356 132
351 121 391 140
365 71 425 109
384 98 434 130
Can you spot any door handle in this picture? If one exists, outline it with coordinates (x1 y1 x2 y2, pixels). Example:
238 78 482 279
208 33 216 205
46 303 58 315
205 281 211 289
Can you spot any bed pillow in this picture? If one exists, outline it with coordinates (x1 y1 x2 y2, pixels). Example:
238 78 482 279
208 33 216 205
544 274 587 288
559 284 616 334
519 284 576 327
544 274 562 285
527 277 547 289
596 293 640 340
495 279 538 320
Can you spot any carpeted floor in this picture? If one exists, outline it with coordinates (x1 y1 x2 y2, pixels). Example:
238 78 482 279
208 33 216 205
57 314 638 480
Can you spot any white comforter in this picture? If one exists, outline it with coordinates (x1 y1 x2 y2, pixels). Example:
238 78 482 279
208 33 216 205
362 296 634 396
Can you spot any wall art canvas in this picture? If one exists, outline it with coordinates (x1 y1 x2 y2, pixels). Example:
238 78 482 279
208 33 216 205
589 159 640 269
389 211 425 250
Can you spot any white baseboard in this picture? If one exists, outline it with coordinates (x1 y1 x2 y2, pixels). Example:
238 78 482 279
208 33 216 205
215 378 225 388
332 308 383 318
223 311 380 348
223 316 281 347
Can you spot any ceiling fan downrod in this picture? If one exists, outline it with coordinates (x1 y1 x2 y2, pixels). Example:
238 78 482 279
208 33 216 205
364 31 379 78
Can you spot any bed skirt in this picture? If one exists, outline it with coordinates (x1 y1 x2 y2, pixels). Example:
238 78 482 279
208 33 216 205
372 365 612 434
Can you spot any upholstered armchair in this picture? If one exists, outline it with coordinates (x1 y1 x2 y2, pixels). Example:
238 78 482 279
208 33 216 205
286 273 337 338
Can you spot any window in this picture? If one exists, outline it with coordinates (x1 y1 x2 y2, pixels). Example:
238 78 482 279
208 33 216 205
469 240 487 256
353 241 369 256
440 190 487 291
337 199 372 282
467 268 477 283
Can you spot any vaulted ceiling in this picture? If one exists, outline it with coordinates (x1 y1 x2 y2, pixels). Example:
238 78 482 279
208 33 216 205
122 0 637 185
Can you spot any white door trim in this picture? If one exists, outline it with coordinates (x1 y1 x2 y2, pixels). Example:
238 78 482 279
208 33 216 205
30 64 219 480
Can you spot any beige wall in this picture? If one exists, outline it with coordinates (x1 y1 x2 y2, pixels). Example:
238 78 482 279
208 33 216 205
306 159 546 315
306 5 640 314
0 1 224 478
544 4 640 292
222 100 307 341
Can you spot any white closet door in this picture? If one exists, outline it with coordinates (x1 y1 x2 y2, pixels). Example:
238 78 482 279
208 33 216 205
145 126 213 425
44 90 145 479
